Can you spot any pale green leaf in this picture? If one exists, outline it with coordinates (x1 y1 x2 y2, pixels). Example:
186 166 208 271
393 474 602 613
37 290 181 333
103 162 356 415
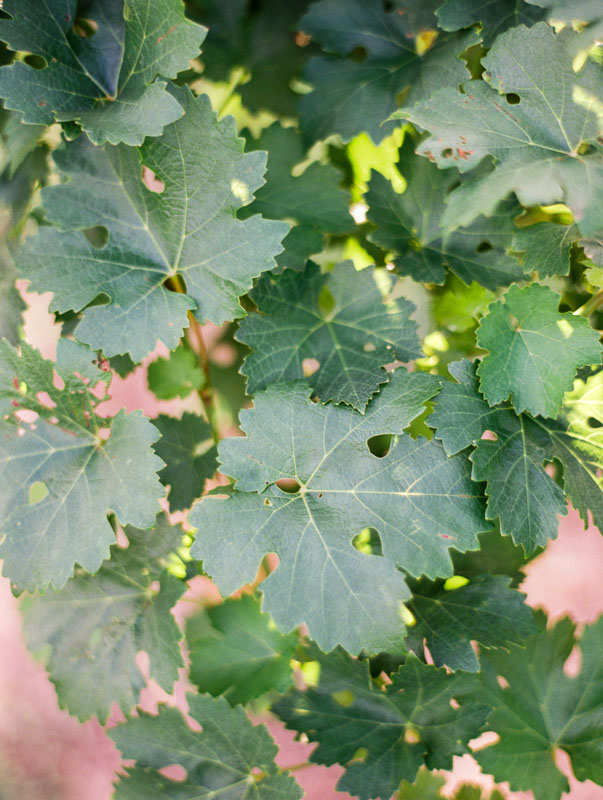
147 345 205 400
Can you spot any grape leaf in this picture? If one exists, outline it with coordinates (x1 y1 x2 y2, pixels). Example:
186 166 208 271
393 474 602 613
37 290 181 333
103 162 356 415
186 594 298 705
524 0 603 56
404 572 537 671
431 359 567 551
22 515 185 722
366 136 524 289
190 0 316 117
0 339 164 590
110 695 303 798
152 412 217 512
511 221 578 277
242 123 352 267
188 371 492 654
273 645 488 800
298 0 478 143
432 276 494 333
474 616 603 800
397 23 603 236
397 768 446 800
237 261 421 410
0 0 206 146
16 89 288 361
147 345 205 400
436 0 545 46
0 249 24 345
476 283 602 417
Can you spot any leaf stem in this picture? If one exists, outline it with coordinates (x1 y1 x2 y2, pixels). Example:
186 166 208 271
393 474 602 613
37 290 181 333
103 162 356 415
164 275 220 443
574 289 603 318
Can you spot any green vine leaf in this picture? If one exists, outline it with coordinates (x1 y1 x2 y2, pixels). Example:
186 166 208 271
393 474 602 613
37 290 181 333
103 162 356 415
436 0 546 45
187 594 298 705
476 283 602 418
0 0 206 145
366 136 524 289
188 372 493 654
511 221 578 278
0 339 164 590
110 695 303 798
474 616 603 800
237 261 421 410
242 123 353 267
273 645 488 800
22 516 185 722
397 23 603 236
298 0 478 143
147 345 205 400
16 89 288 361
404 572 537 671
152 412 218 512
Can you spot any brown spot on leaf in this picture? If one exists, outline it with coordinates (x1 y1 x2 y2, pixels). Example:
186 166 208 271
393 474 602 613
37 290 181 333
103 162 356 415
157 25 179 44
457 148 473 160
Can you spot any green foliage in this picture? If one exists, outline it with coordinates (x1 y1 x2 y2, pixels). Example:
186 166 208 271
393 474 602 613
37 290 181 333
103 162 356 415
110 694 303 798
237 261 420 409
187 594 298 705
274 645 488 799
0 4 601 799
23 516 185 722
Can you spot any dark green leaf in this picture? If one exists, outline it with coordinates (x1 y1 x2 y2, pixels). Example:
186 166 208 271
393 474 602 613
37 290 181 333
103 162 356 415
436 0 546 45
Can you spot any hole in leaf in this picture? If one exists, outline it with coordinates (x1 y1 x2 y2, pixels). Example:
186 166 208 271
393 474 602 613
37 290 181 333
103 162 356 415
302 357 320 377
264 498 272 506
142 165 165 193
367 433 392 458
363 342 376 352
24 54 47 70
29 481 49 505
73 17 98 37
84 226 109 248
349 46 367 63
496 675 510 690
332 689 355 707
588 417 602 428
475 241 493 253
449 697 460 710
352 527 382 556
350 746 368 763
505 93 520 105
442 148 453 158
404 725 420 744
481 430 498 442
318 284 335 316
158 764 187 782
275 479 301 494
36 391 56 409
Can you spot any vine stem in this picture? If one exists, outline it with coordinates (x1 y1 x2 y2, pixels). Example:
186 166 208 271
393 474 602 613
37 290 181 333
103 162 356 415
574 289 603 318
164 276 220 443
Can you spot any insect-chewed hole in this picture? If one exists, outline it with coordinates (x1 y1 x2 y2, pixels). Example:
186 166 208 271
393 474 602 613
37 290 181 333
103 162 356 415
73 17 99 37
496 675 510 690
331 689 355 707
367 433 392 458
442 148 454 158
158 765 187 782
29 481 48 505
481 429 498 442
275 478 301 494
588 416 602 428
24 54 47 70
142 165 165 193
349 46 367 63
505 93 521 105
302 357 320 377
475 240 493 253
352 527 382 556
84 226 109 248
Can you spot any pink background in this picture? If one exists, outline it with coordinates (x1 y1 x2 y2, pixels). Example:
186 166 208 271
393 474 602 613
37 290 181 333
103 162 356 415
1 287 601 800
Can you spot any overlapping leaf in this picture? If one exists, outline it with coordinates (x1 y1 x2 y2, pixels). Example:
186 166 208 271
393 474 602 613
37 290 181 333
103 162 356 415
147 345 205 400
431 359 567 550
525 0 603 56
273 646 488 800
16 89 288 361
153 412 217 512
398 23 603 235
0 0 206 145
187 594 298 705
436 0 545 45
476 284 601 417
23 516 185 722
110 695 302 798
0 339 164 590
242 123 352 267
237 261 421 410
474 617 603 800
298 0 478 143
366 136 524 288
404 572 537 671
190 0 316 117
189 371 493 653
511 221 579 277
